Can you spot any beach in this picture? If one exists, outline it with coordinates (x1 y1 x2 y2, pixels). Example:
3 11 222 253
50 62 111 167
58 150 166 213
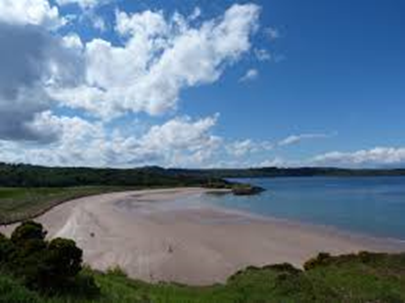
2 188 405 285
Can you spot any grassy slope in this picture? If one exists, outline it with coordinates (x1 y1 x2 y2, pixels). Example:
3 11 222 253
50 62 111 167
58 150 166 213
0 186 144 224
2 253 405 303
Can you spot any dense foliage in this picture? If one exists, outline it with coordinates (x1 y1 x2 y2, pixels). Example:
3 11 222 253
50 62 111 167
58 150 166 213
0 163 230 188
2 162 405 189
172 166 405 178
0 222 98 297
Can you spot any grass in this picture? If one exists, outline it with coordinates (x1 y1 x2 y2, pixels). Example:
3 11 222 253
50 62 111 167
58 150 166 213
0 186 142 224
2 252 405 303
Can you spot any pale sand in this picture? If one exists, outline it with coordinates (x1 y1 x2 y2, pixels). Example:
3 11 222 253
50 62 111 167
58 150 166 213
2 187 405 285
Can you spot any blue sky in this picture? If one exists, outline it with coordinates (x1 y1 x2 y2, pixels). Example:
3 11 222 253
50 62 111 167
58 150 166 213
0 0 404 168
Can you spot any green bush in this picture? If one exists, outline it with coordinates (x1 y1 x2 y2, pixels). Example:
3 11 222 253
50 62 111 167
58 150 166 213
0 233 14 268
2 221 99 296
46 238 83 280
303 252 332 270
264 263 302 275
11 221 47 245
106 265 128 278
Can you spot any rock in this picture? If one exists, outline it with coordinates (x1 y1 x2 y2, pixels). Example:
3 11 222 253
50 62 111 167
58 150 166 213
232 184 265 196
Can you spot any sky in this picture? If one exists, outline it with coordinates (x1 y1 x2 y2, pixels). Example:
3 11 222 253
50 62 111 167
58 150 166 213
0 0 404 168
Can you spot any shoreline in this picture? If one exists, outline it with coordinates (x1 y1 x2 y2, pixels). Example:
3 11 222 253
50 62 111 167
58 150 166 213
1 187 405 285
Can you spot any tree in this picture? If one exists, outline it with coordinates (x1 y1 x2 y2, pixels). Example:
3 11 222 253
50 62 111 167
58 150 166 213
42 238 83 289
11 221 47 245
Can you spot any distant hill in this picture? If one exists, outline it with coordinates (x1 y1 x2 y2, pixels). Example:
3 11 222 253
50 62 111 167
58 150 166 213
169 166 405 178
0 163 230 188
1 162 405 188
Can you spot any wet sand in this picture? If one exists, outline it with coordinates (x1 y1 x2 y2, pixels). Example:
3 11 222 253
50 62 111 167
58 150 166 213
2 187 405 285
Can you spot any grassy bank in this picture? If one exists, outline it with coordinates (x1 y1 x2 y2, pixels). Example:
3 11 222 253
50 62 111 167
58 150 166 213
1 251 405 303
0 186 142 224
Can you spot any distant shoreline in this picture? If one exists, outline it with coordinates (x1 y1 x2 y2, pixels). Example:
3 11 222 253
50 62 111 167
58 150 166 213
2 187 405 285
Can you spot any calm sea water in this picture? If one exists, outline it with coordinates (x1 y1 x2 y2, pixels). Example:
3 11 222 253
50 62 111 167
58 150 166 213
202 177 405 240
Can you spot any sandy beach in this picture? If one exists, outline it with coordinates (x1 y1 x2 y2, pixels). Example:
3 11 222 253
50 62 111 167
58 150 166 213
2 187 405 285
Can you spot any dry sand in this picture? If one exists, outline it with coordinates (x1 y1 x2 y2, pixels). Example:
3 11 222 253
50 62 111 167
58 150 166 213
2 187 405 285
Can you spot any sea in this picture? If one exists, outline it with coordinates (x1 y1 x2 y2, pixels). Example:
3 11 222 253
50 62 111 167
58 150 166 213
201 177 405 240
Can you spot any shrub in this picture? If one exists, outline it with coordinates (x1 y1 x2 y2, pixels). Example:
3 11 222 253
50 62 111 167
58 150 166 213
67 273 100 299
304 252 332 271
106 265 128 277
357 251 381 264
46 238 83 279
2 221 99 296
25 238 84 292
11 221 46 245
264 263 302 275
0 233 14 267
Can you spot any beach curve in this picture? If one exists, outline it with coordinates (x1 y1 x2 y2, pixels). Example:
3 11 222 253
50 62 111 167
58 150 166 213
2 187 405 285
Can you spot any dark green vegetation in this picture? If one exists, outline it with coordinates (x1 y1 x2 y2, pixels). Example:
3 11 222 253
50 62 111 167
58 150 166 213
2 163 405 190
0 163 231 188
0 186 142 224
172 166 405 178
1 222 405 302
231 184 265 196
0 221 98 301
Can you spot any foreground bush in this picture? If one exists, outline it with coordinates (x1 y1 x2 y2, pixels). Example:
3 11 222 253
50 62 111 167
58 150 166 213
0 221 99 297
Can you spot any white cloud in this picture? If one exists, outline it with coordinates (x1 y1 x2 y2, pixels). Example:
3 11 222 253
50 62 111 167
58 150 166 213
240 68 259 82
259 157 289 167
0 23 84 142
0 2 269 168
0 114 222 167
50 3 260 117
136 115 221 167
254 48 271 61
265 26 280 41
226 133 334 159
0 0 64 28
92 15 107 31
227 139 273 157
56 0 111 9
189 7 202 21
0 112 106 166
311 147 405 167
277 133 334 147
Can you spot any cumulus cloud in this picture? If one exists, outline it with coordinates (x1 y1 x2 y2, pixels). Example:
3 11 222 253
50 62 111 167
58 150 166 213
0 114 221 167
0 23 84 142
0 1 267 167
56 0 111 9
239 68 259 82
0 0 64 28
51 3 260 117
311 147 405 168
227 139 273 157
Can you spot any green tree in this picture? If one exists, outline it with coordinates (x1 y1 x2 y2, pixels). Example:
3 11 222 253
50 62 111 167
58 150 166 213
11 221 46 245
43 238 83 287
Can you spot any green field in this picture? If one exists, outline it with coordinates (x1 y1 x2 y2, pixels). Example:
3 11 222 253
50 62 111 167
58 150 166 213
0 187 140 224
2 252 405 303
